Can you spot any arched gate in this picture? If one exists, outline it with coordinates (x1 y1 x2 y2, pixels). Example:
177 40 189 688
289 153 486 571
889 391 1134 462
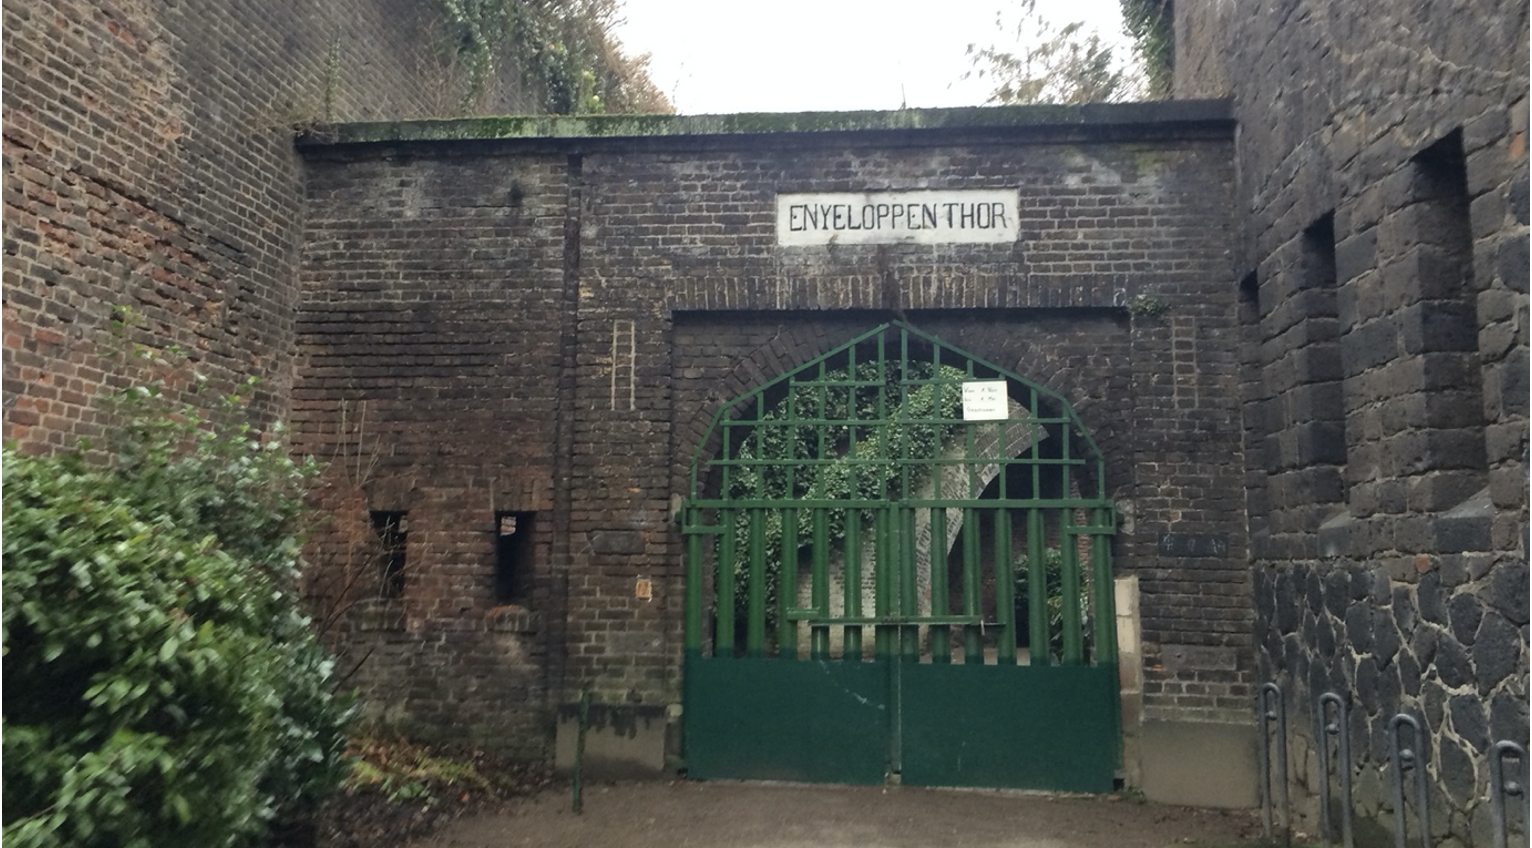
681 322 1120 792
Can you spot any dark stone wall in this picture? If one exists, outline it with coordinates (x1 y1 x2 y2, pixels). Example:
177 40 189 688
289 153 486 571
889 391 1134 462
1 0 526 451
293 109 1247 753
1176 1 1529 843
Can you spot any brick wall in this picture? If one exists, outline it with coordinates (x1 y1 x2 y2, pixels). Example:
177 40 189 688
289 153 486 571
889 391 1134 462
1176 1 1529 842
1 0 523 451
294 105 1246 753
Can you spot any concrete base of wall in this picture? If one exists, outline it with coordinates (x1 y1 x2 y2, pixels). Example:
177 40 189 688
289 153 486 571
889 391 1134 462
553 703 673 779
1139 719 1258 808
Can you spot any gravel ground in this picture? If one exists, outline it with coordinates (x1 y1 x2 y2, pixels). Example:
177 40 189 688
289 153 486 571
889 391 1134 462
406 779 1266 848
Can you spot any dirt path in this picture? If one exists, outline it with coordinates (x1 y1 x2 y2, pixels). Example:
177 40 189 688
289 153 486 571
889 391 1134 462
408 780 1265 848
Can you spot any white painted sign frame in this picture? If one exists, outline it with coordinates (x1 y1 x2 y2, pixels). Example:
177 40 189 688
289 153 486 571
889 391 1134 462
777 189 1021 246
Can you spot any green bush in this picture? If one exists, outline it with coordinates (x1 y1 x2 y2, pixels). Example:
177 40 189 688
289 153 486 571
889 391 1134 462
2 376 352 848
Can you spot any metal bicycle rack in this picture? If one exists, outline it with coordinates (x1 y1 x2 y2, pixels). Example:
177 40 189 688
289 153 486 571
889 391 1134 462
1387 713 1430 848
1257 682 1291 845
1316 692 1355 848
1491 740 1527 848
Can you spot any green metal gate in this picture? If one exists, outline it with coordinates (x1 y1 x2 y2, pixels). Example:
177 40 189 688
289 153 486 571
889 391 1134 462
681 322 1120 792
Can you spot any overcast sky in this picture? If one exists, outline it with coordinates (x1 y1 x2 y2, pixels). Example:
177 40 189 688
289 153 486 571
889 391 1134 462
611 0 1134 114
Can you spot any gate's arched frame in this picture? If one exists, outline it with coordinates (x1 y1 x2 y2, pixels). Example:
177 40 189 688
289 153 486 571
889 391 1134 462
680 321 1120 791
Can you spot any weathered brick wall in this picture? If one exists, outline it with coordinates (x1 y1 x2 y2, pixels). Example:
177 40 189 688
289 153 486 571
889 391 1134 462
1 0 520 451
292 148 572 753
294 107 1246 754
1177 1 1529 842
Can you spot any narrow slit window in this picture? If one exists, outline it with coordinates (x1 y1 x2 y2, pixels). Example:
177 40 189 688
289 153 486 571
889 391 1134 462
495 512 536 605
370 511 407 599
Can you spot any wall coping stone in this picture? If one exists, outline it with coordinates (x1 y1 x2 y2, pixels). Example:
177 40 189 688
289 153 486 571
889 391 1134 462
298 100 1235 152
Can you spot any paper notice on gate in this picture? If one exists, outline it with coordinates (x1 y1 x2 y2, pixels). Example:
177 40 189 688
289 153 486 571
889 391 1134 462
961 381 1008 421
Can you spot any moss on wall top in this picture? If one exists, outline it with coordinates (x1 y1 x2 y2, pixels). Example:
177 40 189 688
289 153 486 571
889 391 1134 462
299 100 1232 148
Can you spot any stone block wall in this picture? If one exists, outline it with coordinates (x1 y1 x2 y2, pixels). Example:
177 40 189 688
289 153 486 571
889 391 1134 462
1176 1 1529 843
293 106 1248 758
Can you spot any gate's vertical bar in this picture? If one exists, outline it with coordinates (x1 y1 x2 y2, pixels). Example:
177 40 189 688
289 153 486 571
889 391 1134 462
1027 507 1048 665
845 343 863 662
811 508 830 660
746 508 766 658
778 506 797 659
844 508 863 660
961 504 982 664
1060 508 1083 665
875 332 891 663
715 508 736 656
899 505 919 661
1491 740 1527 848
1090 507 1116 666
875 507 891 661
930 502 950 663
1387 713 1429 848
994 505 1017 664
685 508 703 657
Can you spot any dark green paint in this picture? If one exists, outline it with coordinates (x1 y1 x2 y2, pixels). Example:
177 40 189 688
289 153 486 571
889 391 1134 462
682 323 1120 792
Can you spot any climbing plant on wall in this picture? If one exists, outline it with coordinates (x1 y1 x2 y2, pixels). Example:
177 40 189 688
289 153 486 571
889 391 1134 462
726 361 966 621
1119 0 1173 98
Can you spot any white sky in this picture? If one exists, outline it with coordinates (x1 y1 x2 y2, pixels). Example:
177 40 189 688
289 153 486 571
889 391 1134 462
611 0 1135 114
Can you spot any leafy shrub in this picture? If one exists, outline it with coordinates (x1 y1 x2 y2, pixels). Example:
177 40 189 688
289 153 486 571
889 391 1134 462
2 374 352 848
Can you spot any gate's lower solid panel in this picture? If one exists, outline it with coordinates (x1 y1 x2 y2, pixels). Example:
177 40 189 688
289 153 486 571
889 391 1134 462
684 656 889 784
900 663 1119 792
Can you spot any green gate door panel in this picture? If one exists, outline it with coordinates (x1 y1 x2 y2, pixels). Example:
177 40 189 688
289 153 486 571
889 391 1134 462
682 322 1121 793
684 656 890 784
899 663 1119 792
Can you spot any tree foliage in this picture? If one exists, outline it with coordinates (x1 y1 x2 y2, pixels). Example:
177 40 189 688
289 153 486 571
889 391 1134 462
2 347 352 847
965 0 1145 105
439 0 671 114
1119 0 1174 99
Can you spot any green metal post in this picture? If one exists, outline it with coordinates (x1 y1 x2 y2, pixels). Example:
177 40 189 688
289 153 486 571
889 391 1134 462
811 508 830 660
1061 509 1083 665
929 504 950 664
899 506 919 661
994 507 1016 665
716 509 736 656
962 507 981 664
1028 508 1048 665
778 507 797 659
747 508 766 658
845 508 863 660
1092 506 1117 666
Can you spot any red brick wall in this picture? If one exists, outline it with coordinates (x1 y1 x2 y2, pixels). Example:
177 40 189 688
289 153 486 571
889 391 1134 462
1 0 494 450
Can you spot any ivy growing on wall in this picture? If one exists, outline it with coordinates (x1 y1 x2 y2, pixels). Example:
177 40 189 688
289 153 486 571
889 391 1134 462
727 361 966 620
1119 0 1174 98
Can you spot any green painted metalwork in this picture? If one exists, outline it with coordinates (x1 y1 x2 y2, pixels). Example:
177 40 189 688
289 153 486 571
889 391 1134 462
900 664 1120 792
684 656 889 784
681 322 1119 791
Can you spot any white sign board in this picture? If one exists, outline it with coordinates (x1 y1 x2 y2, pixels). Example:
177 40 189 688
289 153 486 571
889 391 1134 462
961 381 1009 421
777 189 1020 246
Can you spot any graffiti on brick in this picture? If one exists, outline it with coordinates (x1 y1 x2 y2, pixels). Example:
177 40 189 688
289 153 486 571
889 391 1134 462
1157 532 1229 558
